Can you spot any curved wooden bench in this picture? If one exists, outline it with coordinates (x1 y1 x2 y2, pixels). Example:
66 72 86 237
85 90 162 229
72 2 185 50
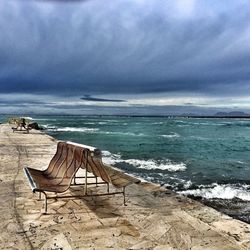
24 141 140 214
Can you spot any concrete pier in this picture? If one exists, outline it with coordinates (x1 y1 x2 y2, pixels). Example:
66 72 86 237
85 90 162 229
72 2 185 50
0 123 250 249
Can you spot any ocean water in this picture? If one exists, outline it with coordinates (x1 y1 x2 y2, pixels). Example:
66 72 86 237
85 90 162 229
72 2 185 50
2 115 250 222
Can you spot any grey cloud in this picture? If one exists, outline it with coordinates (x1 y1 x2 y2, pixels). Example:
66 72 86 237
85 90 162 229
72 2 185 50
80 95 125 102
0 0 250 97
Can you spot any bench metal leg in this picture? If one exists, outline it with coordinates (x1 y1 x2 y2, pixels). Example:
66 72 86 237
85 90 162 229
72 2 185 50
40 191 48 214
123 187 127 206
84 169 88 195
107 183 109 193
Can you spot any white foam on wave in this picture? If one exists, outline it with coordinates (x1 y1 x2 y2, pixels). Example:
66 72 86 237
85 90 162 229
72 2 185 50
102 151 122 165
152 122 164 125
102 151 186 172
189 135 208 140
43 124 57 130
56 127 99 132
179 184 250 201
190 122 220 126
98 122 108 125
35 118 57 121
124 159 186 171
102 131 145 136
236 161 245 164
161 132 180 138
183 180 193 189
23 116 33 120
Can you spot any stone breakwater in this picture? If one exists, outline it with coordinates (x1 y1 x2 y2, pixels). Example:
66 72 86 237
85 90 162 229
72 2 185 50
0 123 250 250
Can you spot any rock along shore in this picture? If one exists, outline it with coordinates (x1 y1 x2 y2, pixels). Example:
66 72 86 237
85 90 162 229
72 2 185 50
0 123 250 250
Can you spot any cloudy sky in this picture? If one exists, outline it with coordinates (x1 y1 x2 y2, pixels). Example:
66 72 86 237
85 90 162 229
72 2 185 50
0 0 250 115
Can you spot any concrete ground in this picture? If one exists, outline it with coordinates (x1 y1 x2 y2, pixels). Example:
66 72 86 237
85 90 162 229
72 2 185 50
0 123 250 250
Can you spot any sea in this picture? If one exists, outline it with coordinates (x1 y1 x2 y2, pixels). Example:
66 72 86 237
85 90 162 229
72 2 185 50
2 115 250 223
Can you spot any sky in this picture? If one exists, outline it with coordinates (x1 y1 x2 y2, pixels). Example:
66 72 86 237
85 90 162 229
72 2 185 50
0 0 250 115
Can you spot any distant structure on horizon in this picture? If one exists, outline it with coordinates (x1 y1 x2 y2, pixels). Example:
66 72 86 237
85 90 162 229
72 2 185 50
214 111 250 117
179 111 250 118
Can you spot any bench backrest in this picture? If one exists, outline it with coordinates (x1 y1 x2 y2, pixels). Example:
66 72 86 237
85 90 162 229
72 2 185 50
67 141 111 184
59 144 86 183
55 143 75 181
45 141 67 176
86 154 111 183
50 143 87 187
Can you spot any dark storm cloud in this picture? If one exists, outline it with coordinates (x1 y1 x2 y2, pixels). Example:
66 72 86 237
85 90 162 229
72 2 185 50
80 95 125 102
0 0 250 97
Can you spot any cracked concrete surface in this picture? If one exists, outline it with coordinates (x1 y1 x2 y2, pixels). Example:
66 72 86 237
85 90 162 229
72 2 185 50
0 123 250 249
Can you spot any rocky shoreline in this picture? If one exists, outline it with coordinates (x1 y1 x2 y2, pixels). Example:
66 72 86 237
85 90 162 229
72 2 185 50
0 123 250 249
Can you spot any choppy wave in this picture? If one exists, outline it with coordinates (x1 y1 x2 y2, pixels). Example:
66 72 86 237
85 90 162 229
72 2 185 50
102 151 122 165
42 124 57 130
179 183 250 201
236 161 245 164
222 122 250 128
126 159 186 171
56 127 99 132
101 131 145 136
44 125 99 132
99 122 108 125
102 151 186 172
161 132 180 138
189 135 209 140
23 116 33 120
84 122 96 125
35 118 57 121
152 122 164 125
189 122 224 126
83 121 111 125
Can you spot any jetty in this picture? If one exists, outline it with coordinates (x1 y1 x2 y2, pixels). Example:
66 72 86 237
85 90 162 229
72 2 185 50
0 123 250 249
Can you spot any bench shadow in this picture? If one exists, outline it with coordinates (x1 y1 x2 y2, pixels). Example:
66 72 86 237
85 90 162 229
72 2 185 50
68 186 123 219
